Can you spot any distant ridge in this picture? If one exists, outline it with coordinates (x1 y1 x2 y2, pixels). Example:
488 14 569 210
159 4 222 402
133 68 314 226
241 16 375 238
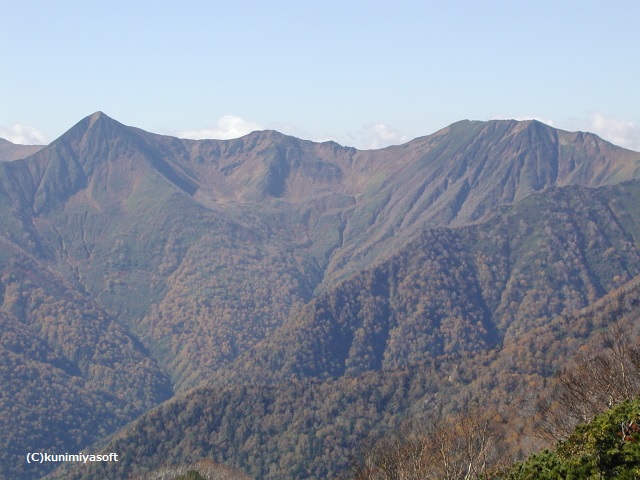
0 137 44 161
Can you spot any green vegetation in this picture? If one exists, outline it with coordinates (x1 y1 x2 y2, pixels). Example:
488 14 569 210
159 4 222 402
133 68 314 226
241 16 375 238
508 400 640 479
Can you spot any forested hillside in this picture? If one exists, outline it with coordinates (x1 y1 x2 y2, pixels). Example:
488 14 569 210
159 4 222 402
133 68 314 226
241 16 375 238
217 180 640 384
3 112 640 478
0 239 172 479
58 182 640 479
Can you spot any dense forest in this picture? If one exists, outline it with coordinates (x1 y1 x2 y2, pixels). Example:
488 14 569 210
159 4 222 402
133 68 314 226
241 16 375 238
55 266 640 478
351 318 640 479
3 112 640 478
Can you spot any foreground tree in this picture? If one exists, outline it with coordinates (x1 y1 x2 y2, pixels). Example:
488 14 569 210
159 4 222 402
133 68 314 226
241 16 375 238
535 322 640 441
508 398 640 479
351 409 510 479
132 459 250 480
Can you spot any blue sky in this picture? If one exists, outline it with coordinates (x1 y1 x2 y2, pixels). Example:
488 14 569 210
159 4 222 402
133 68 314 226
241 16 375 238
2 0 639 150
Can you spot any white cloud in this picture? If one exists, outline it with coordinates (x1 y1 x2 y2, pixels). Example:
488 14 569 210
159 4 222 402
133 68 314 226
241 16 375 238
0 124 47 144
357 123 411 150
290 122 411 150
267 122 337 144
177 115 264 140
578 112 640 152
178 117 410 150
490 112 640 152
250 121 342 147
489 114 557 127
178 116 412 150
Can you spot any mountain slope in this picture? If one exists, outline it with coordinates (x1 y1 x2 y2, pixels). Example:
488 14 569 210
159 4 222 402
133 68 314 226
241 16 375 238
3 112 640 478
13 115 321 392
69 179 640 479
11 111 638 392
317 119 640 285
216 179 640 386
0 239 172 480
65 275 640 480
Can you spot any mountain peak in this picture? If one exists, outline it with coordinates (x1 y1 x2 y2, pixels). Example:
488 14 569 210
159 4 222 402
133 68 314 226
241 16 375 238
243 129 290 142
50 111 127 148
87 110 111 125
84 110 124 131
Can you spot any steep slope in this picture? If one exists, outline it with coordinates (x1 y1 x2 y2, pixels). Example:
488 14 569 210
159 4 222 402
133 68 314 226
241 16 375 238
76 116 640 295
318 120 640 285
2 113 321 393
22 111 198 215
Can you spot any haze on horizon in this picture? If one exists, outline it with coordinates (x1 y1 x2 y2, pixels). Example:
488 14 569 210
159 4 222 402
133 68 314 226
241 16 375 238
2 0 639 150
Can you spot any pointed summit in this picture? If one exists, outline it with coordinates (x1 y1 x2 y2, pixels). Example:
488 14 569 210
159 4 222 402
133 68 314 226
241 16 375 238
87 110 111 127
83 111 129 130
73 111 125 137
42 111 130 156
26 112 143 213
41 111 136 172
89 110 107 119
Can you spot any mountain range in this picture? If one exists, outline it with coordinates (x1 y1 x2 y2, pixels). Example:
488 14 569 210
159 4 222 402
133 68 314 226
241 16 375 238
2 112 640 479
